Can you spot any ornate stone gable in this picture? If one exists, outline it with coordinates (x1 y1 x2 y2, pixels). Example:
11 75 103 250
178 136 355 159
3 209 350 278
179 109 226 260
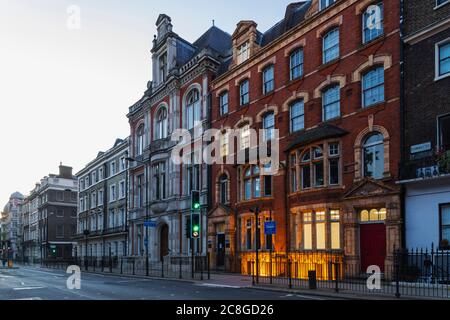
343 178 399 200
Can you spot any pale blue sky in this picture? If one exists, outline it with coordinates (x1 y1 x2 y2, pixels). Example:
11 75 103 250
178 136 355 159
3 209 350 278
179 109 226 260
0 0 296 203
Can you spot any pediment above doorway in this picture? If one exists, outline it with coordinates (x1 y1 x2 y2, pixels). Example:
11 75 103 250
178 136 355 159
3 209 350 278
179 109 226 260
208 204 231 218
343 178 399 200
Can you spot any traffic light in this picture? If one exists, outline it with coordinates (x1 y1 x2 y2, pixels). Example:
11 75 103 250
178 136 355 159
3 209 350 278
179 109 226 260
50 247 57 257
191 212 200 239
191 190 200 211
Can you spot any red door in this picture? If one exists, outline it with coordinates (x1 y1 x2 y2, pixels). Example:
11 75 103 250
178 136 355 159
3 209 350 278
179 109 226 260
360 224 386 272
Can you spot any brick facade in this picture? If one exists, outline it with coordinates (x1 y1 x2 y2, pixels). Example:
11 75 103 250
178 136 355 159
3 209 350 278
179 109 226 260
208 0 402 276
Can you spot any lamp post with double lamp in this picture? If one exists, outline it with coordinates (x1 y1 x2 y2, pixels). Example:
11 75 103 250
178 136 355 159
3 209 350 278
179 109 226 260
125 157 150 277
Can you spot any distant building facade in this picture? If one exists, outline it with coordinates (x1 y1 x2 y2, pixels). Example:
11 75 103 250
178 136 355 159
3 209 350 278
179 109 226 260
1 192 24 259
400 0 450 250
21 165 78 262
74 138 129 259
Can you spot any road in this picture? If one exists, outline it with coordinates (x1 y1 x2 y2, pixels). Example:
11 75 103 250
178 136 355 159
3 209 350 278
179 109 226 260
0 266 330 300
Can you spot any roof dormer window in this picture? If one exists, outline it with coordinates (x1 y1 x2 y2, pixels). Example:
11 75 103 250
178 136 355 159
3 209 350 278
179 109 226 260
320 0 337 11
237 41 250 65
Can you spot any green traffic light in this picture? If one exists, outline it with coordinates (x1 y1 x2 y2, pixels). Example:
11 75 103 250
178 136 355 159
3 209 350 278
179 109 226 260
194 203 200 210
193 225 199 232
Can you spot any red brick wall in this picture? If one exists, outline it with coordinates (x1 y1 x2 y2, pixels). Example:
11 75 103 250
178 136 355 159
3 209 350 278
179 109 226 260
210 0 401 253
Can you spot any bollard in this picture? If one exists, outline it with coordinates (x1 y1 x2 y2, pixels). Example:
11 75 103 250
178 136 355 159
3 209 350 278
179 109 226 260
161 260 164 278
120 259 123 275
179 257 182 279
132 259 135 275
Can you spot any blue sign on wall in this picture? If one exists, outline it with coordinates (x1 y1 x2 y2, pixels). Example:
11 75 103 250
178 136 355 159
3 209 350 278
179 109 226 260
264 221 276 235
144 221 157 228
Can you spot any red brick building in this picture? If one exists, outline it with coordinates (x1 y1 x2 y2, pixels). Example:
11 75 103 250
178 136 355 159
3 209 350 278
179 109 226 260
208 0 402 277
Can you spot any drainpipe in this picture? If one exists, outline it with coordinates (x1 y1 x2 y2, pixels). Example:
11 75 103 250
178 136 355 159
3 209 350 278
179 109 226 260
284 152 290 257
399 0 406 250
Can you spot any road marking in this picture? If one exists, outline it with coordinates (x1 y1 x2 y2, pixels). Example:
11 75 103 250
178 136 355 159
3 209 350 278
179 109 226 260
13 286 45 291
295 294 324 300
197 283 241 289
12 297 43 300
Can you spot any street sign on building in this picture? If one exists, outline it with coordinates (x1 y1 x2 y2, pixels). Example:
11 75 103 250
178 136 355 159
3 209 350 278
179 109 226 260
144 221 157 228
264 221 276 235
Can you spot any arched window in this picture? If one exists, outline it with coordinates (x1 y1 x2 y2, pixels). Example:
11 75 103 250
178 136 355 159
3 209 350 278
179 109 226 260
155 107 168 140
290 48 304 80
300 145 324 189
219 174 229 204
263 112 275 141
186 90 201 130
322 85 340 121
239 123 251 150
240 80 250 106
136 125 145 156
244 165 261 200
290 100 305 133
262 65 274 94
323 28 339 64
363 133 384 179
362 3 384 44
362 67 385 108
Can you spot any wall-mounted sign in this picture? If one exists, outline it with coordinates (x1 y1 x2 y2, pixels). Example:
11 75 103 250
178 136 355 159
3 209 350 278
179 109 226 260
411 142 432 154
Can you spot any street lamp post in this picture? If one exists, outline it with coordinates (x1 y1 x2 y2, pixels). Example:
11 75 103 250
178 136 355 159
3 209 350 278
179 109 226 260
250 207 260 284
126 157 150 277
83 229 90 271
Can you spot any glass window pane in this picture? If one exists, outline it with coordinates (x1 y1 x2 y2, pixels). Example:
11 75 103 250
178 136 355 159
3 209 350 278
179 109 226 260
369 209 379 221
329 159 339 185
331 222 340 249
361 210 369 222
314 162 324 186
441 205 450 225
302 165 311 188
379 208 387 220
304 224 312 250
316 223 326 249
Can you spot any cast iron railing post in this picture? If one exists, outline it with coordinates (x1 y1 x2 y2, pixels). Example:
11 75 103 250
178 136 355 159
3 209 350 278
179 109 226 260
252 261 255 286
334 262 339 293
207 253 210 280
109 248 112 273
395 250 401 299
288 259 292 289
200 256 204 281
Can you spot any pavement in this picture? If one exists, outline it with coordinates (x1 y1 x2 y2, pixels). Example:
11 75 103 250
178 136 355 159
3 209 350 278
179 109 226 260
0 265 340 300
